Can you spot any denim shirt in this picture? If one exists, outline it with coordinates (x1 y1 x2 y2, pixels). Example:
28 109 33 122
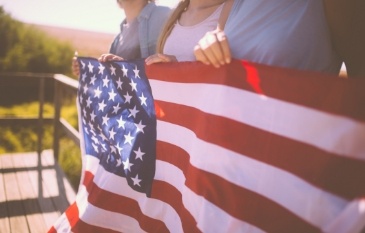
109 3 171 59
225 0 341 74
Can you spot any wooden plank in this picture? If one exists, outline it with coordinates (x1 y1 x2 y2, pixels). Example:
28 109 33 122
0 150 77 231
11 154 48 233
1 155 30 232
40 150 76 214
0 157 11 233
42 150 76 204
19 152 61 230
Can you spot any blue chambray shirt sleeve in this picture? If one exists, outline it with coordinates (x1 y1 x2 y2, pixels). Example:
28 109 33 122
109 20 126 54
138 4 171 58
109 34 120 54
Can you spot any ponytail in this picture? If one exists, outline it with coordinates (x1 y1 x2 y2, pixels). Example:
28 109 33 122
156 0 190 53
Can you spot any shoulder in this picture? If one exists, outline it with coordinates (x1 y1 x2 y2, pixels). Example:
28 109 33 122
152 4 171 12
150 5 171 18
140 3 171 18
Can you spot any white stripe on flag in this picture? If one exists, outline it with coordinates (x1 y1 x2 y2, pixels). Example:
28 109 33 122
155 160 265 233
85 156 184 233
157 120 348 228
150 80 365 159
85 156 264 232
76 186 147 233
52 212 72 233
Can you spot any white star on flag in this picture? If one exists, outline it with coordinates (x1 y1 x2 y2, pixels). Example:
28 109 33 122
122 158 133 172
131 174 142 186
134 147 145 161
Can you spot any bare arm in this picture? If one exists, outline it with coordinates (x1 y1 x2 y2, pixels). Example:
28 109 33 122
323 0 365 78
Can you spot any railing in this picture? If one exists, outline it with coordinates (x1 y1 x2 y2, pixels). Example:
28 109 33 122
0 72 80 162
52 74 80 160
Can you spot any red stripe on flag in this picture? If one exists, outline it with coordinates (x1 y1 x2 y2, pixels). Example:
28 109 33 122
83 171 170 233
63 202 115 233
156 100 365 200
65 202 79 229
47 227 57 233
245 61 365 121
72 219 120 233
146 60 365 121
151 180 202 233
83 170 202 232
157 141 321 233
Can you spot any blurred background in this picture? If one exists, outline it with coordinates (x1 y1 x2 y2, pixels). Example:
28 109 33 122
0 0 179 59
0 0 179 191
0 0 178 34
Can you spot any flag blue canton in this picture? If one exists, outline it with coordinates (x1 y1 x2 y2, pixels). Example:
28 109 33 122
77 57 156 196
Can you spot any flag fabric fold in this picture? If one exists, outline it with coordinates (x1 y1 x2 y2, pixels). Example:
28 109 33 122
49 58 365 233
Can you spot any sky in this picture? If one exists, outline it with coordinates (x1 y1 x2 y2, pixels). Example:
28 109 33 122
0 0 179 34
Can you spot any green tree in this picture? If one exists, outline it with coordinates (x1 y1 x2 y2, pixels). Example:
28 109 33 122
0 6 74 74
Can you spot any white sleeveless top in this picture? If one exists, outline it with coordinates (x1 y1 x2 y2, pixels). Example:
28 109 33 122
225 0 342 74
164 3 224 61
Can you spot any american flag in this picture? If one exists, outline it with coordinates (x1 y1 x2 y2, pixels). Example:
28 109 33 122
49 58 365 233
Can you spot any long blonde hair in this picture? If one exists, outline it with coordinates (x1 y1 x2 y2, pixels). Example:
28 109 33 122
156 0 190 53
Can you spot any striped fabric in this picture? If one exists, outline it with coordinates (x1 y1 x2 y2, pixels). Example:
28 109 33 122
49 59 365 233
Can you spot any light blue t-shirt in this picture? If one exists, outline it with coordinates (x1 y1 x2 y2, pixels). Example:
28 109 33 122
225 0 342 74
110 3 171 59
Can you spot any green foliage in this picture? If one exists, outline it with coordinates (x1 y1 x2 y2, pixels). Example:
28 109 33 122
0 124 53 153
0 6 74 74
0 101 81 189
61 101 79 128
0 128 23 153
0 6 81 188
0 102 54 152
0 101 54 116
59 138 82 189
57 100 82 189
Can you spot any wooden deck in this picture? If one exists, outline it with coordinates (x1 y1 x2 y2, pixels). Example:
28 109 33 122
0 150 76 233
